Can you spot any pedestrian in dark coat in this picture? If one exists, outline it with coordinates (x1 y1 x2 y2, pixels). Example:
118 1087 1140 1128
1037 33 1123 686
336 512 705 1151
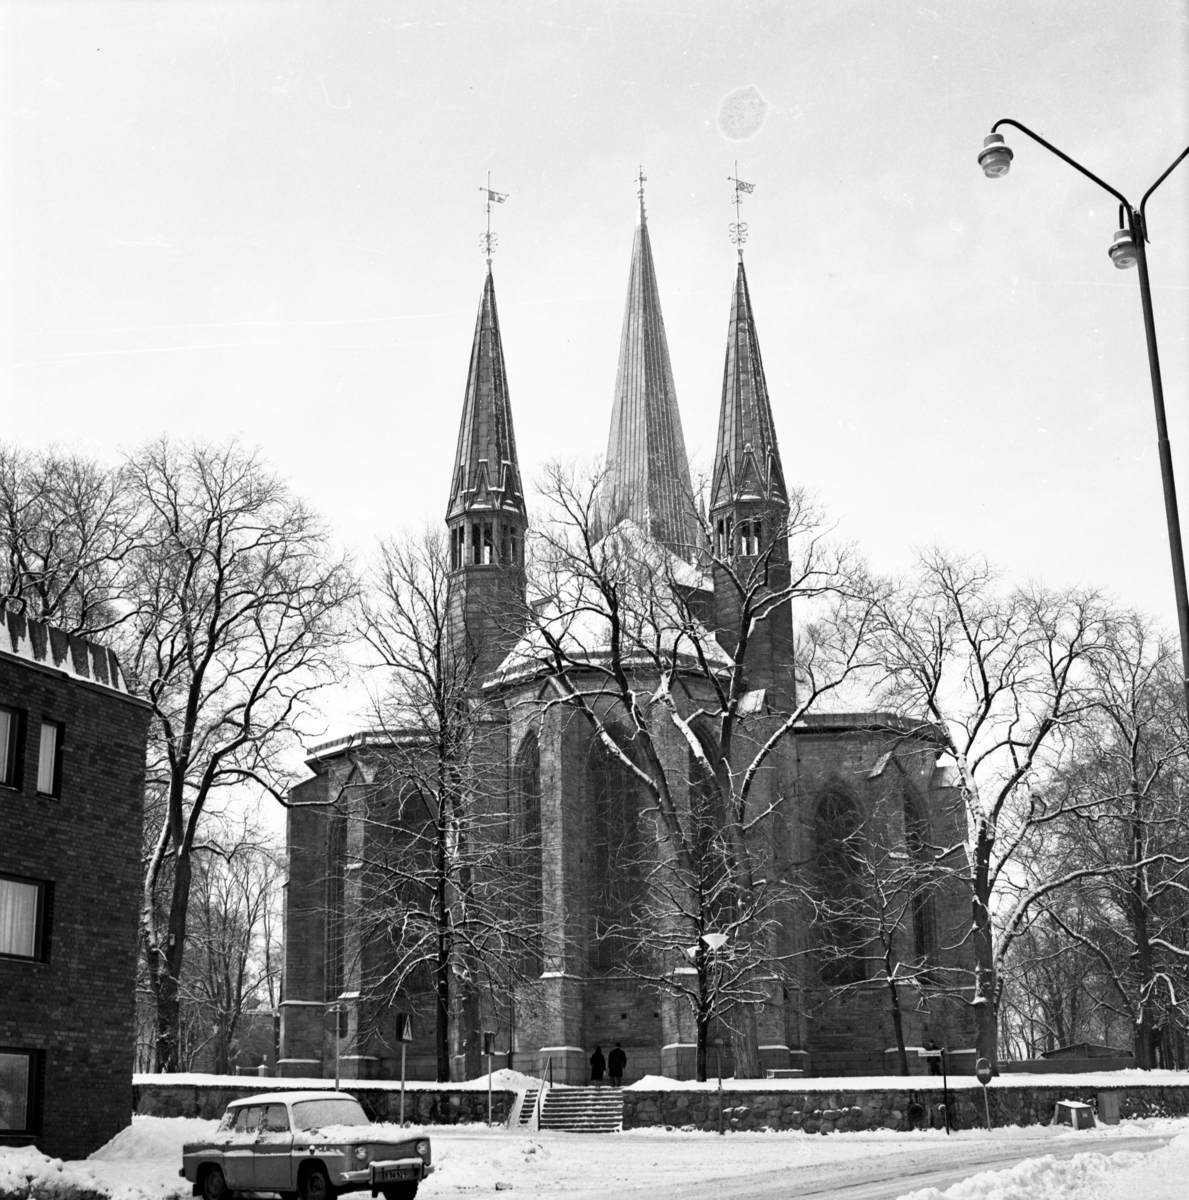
608 1043 627 1087
589 1045 606 1085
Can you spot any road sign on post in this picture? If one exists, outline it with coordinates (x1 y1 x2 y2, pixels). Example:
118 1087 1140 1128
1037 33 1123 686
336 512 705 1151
918 1047 950 1133
975 1057 993 1128
394 1014 412 1125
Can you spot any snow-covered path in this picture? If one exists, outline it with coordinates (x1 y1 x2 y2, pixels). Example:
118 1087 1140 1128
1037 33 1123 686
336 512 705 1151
416 1126 1173 1200
7 1113 1176 1200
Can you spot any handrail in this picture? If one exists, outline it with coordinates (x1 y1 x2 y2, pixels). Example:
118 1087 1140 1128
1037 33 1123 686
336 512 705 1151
532 1057 552 1129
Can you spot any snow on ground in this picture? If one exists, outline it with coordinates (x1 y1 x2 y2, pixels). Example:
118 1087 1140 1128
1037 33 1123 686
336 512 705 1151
2 1112 1185 1200
897 1128 1189 1199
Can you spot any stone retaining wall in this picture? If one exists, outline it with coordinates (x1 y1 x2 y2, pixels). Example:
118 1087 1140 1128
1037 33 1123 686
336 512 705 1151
134 1081 515 1127
622 1082 1189 1134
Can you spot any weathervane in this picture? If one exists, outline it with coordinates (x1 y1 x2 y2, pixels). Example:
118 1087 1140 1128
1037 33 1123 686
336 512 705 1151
636 165 647 221
728 161 755 255
480 172 509 263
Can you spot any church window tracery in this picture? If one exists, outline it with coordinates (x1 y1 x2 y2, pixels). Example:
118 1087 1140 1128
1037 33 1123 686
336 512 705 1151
904 794 937 965
813 787 867 986
587 730 645 972
513 733 544 974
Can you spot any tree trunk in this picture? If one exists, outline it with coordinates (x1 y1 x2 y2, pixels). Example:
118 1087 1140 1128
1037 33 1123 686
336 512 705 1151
971 832 998 1067
733 1003 762 1079
695 1004 708 1084
154 851 193 1072
887 968 909 1076
1129 807 1157 1070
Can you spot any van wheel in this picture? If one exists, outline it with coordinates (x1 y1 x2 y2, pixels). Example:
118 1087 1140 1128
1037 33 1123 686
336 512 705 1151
201 1166 228 1200
299 1165 333 1200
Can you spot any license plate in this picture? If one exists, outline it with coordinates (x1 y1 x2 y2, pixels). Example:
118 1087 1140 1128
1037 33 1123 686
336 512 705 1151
374 1166 417 1183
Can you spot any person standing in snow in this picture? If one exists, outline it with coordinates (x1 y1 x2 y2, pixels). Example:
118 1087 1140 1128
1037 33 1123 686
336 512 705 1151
608 1043 626 1087
589 1045 606 1086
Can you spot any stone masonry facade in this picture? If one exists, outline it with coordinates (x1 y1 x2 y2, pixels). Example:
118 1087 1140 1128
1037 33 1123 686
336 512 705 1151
279 208 978 1085
0 612 150 1160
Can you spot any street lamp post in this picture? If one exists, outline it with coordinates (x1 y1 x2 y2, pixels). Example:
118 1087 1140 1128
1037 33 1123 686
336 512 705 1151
980 120 1189 717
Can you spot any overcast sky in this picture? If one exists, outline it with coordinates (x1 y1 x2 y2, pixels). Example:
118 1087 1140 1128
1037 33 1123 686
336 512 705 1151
3 0 1188 738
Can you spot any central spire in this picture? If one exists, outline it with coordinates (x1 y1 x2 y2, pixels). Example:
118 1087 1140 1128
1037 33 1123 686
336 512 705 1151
602 177 697 558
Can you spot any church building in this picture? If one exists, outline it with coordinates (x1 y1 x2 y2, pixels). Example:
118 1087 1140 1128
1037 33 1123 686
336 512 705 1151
279 186 976 1084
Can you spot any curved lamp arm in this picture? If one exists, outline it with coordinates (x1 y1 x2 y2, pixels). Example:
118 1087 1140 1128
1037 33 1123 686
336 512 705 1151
1140 143 1189 227
991 118 1133 212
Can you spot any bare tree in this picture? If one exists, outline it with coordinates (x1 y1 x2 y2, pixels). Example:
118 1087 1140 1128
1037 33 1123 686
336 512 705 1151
0 444 140 633
127 439 356 1072
182 825 284 1075
1024 614 1189 1068
872 550 1119 1068
514 463 881 1079
353 527 544 1081
801 789 953 1076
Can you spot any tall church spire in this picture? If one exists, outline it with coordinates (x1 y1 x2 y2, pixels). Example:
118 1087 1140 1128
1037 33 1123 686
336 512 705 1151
709 249 795 708
447 265 526 531
446 263 528 679
709 257 787 518
602 174 697 558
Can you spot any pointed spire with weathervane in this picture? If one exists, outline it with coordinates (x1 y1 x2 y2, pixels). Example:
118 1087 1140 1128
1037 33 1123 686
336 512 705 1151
710 164 787 539
445 178 528 678
601 167 698 559
709 168 795 705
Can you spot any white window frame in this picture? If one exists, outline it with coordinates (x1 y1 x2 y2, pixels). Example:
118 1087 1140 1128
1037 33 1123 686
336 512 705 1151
0 1050 35 1134
0 706 15 787
36 721 61 797
0 875 44 960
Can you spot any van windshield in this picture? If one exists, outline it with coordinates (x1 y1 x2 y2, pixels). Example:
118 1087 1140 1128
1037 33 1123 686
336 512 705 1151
291 1098 369 1130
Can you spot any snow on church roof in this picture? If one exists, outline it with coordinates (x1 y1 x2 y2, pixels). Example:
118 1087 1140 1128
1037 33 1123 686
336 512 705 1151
486 519 728 689
0 608 134 697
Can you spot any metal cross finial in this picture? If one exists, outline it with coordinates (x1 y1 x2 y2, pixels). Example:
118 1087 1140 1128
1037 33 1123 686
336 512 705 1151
480 171 509 264
636 165 647 221
728 161 755 256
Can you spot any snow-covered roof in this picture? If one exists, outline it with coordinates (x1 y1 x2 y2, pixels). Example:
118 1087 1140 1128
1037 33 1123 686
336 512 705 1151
0 609 135 698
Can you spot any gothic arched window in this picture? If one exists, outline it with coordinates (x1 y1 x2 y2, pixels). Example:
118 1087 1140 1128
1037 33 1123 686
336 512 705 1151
813 788 867 986
513 732 543 974
587 730 644 971
325 811 346 1002
903 794 937 966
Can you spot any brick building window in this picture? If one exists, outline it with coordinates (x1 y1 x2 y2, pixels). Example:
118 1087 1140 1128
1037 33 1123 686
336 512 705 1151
0 874 51 961
36 721 63 797
0 1050 42 1135
0 706 23 789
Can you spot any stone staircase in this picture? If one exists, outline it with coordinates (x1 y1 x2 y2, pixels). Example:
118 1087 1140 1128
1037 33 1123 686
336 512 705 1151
518 1085 623 1132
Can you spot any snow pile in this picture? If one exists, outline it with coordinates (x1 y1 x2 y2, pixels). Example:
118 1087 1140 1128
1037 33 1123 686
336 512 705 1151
0 1145 107 1200
89 1118 216 1162
1098 1129 1189 1200
896 1149 1145 1199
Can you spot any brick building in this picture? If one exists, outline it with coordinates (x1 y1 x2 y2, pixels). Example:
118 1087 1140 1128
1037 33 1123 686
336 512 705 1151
280 196 976 1083
0 612 149 1159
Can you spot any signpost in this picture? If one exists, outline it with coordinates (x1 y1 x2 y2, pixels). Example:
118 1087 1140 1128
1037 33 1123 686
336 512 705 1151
483 1032 496 1127
917 1047 950 1134
325 1003 348 1091
395 1014 413 1125
975 1057 993 1129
